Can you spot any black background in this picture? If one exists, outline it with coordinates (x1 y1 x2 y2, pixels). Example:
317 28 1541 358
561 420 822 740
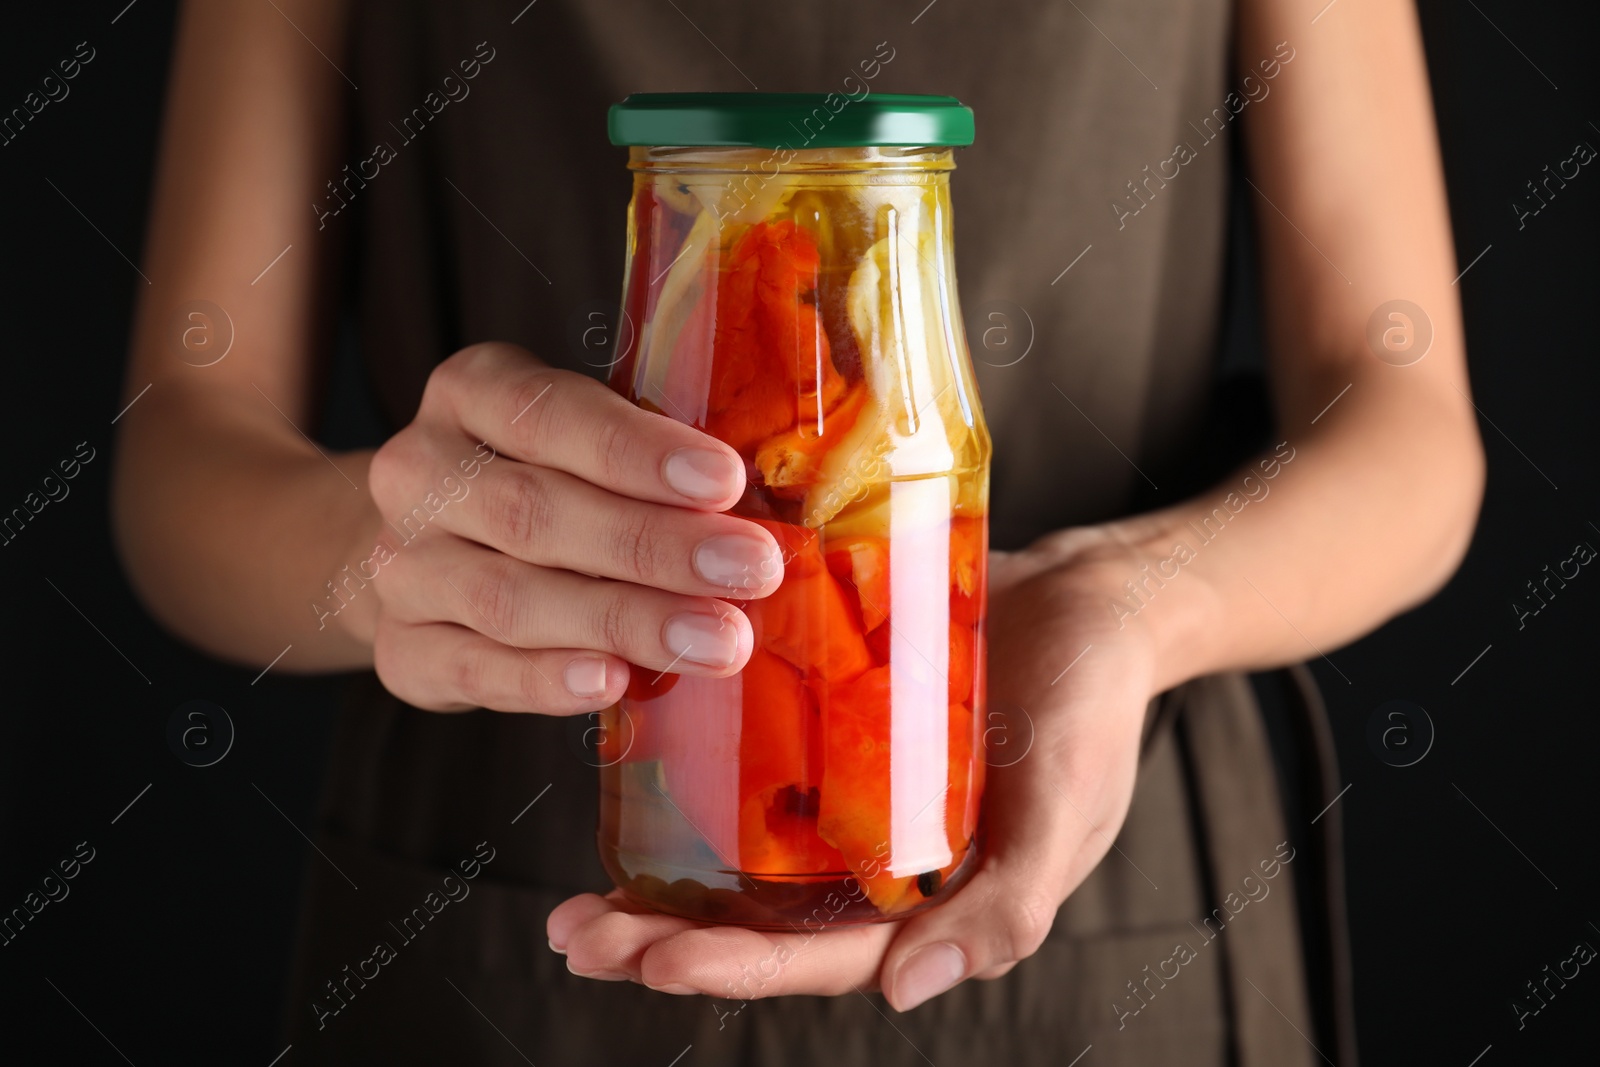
1 2 1596 1064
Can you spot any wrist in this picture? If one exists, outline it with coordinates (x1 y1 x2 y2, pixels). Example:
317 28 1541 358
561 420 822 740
1108 524 1228 693
1022 523 1226 694
316 450 385 655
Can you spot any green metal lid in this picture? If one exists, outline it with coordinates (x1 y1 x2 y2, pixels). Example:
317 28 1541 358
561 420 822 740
608 93 974 149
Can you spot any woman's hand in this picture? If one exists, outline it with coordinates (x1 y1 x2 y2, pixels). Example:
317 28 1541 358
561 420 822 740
547 533 1161 1010
354 341 786 715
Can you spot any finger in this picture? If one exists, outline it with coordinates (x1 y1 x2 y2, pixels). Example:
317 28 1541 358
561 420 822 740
557 900 897 998
877 714 1144 1011
564 908 703 983
547 892 667 955
640 920 897 998
388 536 756 675
445 458 784 598
547 894 615 952
436 343 747 509
372 618 628 714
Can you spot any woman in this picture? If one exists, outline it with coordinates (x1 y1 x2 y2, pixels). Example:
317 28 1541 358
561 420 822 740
114 0 1482 1062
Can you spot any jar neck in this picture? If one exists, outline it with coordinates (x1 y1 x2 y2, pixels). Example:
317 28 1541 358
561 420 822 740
627 145 955 175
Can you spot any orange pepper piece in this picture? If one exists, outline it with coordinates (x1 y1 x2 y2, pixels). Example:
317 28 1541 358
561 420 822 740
742 515 825 579
625 664 679 703
864 622 892 666
702 221 849 455
756 382 869 496
736 648 845 875
949 515 986 600
947 622 974 706
824 533 891 633
594 703 636 766
944 702 979 860
752 565 873 684
815 666 916 912
750 512 871 684
607 185 656 397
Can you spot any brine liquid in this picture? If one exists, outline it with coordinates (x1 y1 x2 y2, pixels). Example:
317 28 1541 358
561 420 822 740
598 476 985 927
602 151 990 925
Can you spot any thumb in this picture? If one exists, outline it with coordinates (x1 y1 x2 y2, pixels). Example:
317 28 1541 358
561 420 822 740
878 769 1089 1012
878 694 1148 1012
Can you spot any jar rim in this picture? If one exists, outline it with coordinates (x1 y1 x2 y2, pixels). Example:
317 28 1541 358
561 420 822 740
625 144 956 174
608 92 975 149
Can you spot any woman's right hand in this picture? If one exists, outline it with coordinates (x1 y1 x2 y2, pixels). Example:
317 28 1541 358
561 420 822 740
355 342 785 715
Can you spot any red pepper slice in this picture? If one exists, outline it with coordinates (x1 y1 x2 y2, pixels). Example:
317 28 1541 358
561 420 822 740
824 534 891 633
949 515 985 602
864 621 892 666
607 184 656 396
594 703 634 766
701 220 849 455
756 382 869 496
736 647 845 875
944 702 979 859
743 515 825 579
947 621 974 706
815 665 916 911
753 565 873 685
625 664 680 704
741 513 875 684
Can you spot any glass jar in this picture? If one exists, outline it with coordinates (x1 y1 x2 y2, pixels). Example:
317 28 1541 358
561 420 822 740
598 94 990 928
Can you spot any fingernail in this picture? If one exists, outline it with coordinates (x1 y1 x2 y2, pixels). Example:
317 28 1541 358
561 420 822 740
664 612 740 668
664 448 739 503
567 959 630 981
548 938 567 955
694 534 780 592
646 981 699 995
564 656 608 698
891 942 966 1012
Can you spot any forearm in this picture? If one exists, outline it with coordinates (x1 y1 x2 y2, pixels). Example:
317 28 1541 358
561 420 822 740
1096 0 1486 694
111 0 367 670
113 384 380 670
1092 373 1482 693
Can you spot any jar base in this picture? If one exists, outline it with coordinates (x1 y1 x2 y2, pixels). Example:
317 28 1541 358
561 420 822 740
600 838 978 929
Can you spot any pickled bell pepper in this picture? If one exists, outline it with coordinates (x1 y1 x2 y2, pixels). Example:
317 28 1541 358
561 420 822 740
736 647 847 875
824 535 891 632
756 563 873 684
663 219 852 456
757 382 870 496
949 515 985 599
624 217 985 917
945 702 980 858
815 666 916 911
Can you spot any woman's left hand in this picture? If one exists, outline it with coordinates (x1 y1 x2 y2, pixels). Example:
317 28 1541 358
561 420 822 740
547 532 1165 1011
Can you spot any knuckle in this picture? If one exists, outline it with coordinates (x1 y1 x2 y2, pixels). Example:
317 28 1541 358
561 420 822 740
998 892 1055 960
455 340 518 376
590 411 635 488
449 644 491 709
373 622 437 709
465 559 523 639
423 350 469 409
606 506 670 583
368 433 416 511
592 586 637 655
379 542 427 610
489 469 558 547
371 625 407 698
368 440 401 507
507 372 560 440
516 657 550 710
